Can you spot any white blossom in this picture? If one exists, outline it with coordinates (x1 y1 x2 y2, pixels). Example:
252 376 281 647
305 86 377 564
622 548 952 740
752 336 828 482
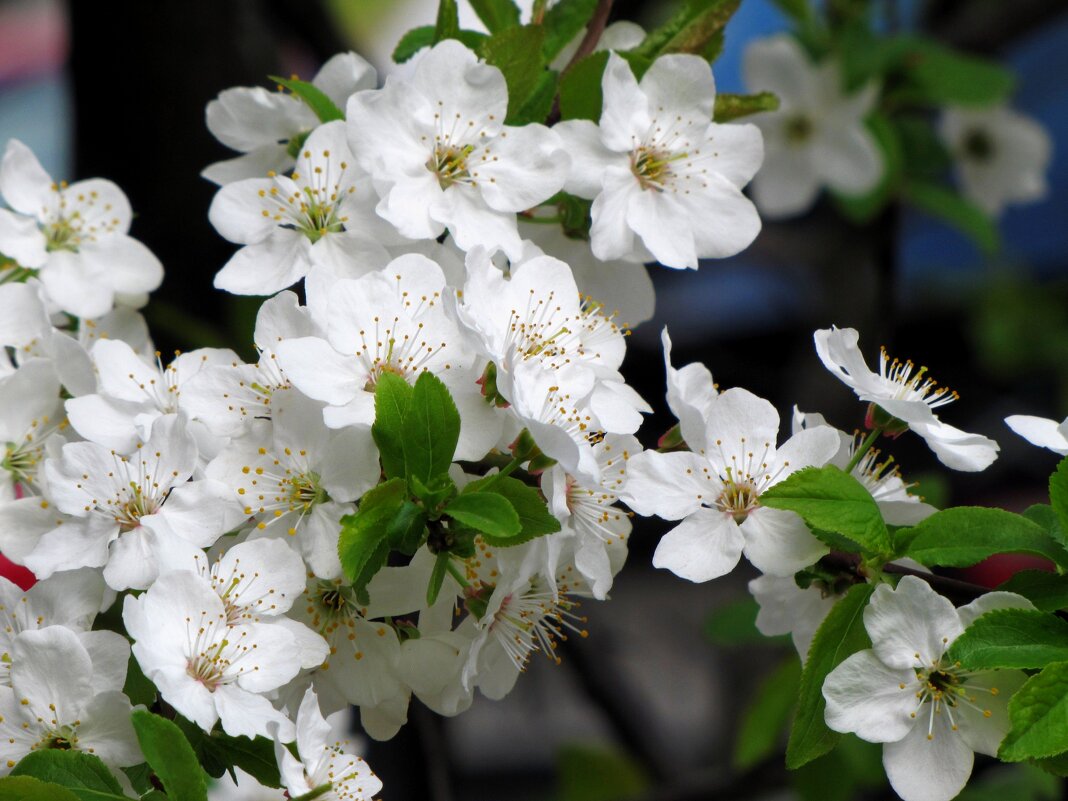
1005 414 1068 455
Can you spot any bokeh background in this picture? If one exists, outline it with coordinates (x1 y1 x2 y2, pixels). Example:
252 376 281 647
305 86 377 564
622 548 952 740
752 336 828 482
2 1 1066 799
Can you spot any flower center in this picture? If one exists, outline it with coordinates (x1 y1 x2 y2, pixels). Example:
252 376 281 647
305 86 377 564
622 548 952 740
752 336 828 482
44 216 82 253
429 144 474 189
785 114 814 144
715 471 761 523
35 725 79 752
287 470 327 509
906 656 1000 739
630 146 683 191
878 347 958 409
114 483 161 532
962 128 994 162
2 441 40 487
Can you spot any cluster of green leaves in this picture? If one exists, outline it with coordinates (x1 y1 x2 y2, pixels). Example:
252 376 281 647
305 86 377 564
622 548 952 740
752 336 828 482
779 0 1016 253
740 457 1068 777
337 372 559 608
0 709 287 800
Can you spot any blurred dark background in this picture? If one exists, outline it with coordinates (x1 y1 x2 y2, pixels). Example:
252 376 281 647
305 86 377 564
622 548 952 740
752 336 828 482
3 1 1068 799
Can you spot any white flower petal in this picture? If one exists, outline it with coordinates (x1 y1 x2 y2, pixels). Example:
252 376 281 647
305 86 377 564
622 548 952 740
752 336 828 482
652 508 743 582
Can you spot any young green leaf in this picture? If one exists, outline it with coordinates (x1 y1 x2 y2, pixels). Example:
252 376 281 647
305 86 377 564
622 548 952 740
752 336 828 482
713 92 779 122
1000 661 1068 761
541 0 597 62
372 372 415 480
10 750 130 801
469 0 521 32
945 608 1068 670
760 466 892 557
0 776 80 801
444 492 522 539
997 570 1068 612
481 25 548 122
427 551 451 606
394 26 435 63
904 179 1000 255
433 0 461 44
558 51 609 122
786 583 875 769
268 77 344 123
734 656 802 770
1049 458 1068 544
174 716 282 788
403 372 461 490
903 507 1068 569
462 475 560 546
387 500 429 555
657 0 738 60
123 651 157 708
513 70 558 125
132 709 208 801
899 39 1014 107
338 478 407 588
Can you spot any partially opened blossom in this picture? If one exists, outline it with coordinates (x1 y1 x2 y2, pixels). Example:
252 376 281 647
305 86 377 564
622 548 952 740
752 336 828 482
814 326 999 471
555 52 763 269
203 52 377 185
1005 413 1068 455
823 577 1031 801
0 626 141 774
0 140 163 319
347 40 567 260
210 121 390 296
939 105 1052 217
271 688 382 801
124 570 299 739
744 35 882 218
624 386 840 582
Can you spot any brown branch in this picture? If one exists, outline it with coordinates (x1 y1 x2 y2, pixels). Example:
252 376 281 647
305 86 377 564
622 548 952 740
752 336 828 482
545 0 615 126
820 551 1005 606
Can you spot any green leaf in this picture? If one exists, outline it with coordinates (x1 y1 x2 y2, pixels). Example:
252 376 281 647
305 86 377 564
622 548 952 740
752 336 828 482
433 0 461 44
469 0 520 32
481 25 548 122
1049 457 1068 546
713 91 779 122
402 372 461 490
427 551 451 606
734 656 802 770
123 652 156 708
704 596 787 646
0 776 80 801
945 608 1068 670
372 372 414 480
1001 661 1068 761
1026 504 1068 550
904 179 1000 254
10 751 130 801
558 51 608 121
541 0 597 62
790 735 885 801
122 764 152 796
769 0 811 23
338 477 407 587
900 39 1014 107
657 0 739 60
760 465 891 556
462 475 560 546
786 583 875 769
444 492 521 539
131 710 208 801
268 76 343 124
557 743 649 801
393 26 435 63
173 718 281 788
513 70 558 125
904 506 1068 569
997 570 1068 612
387 500 428 555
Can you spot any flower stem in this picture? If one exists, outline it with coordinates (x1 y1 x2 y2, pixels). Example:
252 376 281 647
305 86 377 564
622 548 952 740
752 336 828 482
844 428 880 474
444 558 469 589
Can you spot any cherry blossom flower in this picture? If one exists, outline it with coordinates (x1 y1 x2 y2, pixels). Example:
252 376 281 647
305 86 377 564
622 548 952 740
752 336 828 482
624 386 840 582
346 40 567 260
814 326 999 471
1004 414 1068 455
939 105 1052 217
555 52 763 269
744 35 882 218
271 688 382 801
0 140 163 319
210 121 390 296
124 570 299 739
823 576 1031 801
